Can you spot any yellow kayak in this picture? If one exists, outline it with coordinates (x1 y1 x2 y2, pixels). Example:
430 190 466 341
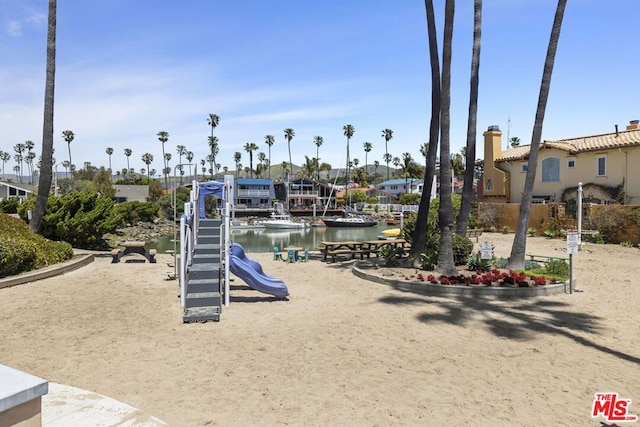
380 228 401 238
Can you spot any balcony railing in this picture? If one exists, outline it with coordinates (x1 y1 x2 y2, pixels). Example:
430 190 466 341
237 189 270 197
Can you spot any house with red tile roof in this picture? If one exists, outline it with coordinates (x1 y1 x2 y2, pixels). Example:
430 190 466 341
482 120 640 205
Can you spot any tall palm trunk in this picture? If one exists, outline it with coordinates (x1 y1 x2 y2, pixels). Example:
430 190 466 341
410 0 441 267
30 0 56 233
456 0 482 235
509 0 567 270
436 0 457 275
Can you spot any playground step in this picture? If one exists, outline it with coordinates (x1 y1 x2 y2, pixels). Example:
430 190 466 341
193 243 221 255
192 253 220 264
187 262 221 280
198 227 221 237
183 306 221 323
196 235 220 245
186 278 221 293
185 291 222 308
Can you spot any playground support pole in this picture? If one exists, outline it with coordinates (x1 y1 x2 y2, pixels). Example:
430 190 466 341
224 175 233 307
180 214 187 307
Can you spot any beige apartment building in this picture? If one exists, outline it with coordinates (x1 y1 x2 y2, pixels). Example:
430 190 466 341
482 120 640 205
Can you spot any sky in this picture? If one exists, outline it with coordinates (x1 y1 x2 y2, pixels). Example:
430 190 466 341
1 0 639 178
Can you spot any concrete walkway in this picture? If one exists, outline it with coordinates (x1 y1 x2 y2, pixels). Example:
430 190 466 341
43 383 167 426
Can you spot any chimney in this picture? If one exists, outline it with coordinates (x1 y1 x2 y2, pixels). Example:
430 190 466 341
615 124 619 137
627 119 640 131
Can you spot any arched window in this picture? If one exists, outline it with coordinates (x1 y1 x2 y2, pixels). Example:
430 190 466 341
541 157 560 182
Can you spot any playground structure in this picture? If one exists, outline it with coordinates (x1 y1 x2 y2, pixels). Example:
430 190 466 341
177 177 289 323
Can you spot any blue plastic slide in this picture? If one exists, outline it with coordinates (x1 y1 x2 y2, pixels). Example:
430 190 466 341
229 243 289 299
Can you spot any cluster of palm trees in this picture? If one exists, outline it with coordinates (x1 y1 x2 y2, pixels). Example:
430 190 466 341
0 142 37 184
26 0 567 279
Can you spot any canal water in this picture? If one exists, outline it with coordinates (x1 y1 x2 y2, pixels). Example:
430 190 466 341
149 224 398 253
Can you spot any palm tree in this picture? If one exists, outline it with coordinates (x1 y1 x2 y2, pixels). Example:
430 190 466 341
0 151 10 179
13 143 26 182
281 161 288 180
343 124 355 203
456 0 483 236
392 157 401 176
383 153 392 178
186 151 194 177
105 147 114 174
141 152 154 178
26 151 36 184
208 136 219 179
233 152 242 176
435 0 457 275
410 0 441 267
373 160 380 178
25 140 35 181
257 152 266 178
401 152 413 192
157 131 169 187
264 134 275 179
200 159 206 176
284 128 295 207
124 148 132 174
510 136 521 147
314 136 323 181
208 114 220 176
62 130 74 178
284 128 295 178
176 144 186 183
164 153 172 182
363 141 372 179
381 128 393 180
509 0 567 270
61 160 70 178
29 0 56 232
244 142 259 178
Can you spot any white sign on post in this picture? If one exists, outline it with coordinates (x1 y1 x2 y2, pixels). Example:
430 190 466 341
480 241 493 259
567 230 579 255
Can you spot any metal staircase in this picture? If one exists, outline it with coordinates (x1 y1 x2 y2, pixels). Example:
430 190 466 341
182 218 223 323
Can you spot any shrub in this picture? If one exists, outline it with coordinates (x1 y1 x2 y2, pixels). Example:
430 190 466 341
477 203 501 230
0 198 19 214
467 250 492 272
545 259 569 277
158 187 191 219
18 192 124 248
527 227 537 236
114 201 159 224
0 213 73 277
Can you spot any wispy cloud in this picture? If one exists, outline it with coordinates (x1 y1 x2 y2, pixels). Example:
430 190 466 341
5 20 22 37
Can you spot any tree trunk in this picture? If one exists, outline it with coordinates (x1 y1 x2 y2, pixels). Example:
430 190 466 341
410 0 441 268
436 0 457 276
456 0 482 236
509 0 567 270
30 0 56 233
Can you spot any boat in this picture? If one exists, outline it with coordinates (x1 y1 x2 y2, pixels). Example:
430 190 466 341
261 212 309 229
321 217 377 228
230 220 265 230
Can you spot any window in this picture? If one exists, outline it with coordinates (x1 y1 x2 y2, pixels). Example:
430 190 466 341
541 157 560 182
521 164 528 173
567 159 575 168
597 156 606 176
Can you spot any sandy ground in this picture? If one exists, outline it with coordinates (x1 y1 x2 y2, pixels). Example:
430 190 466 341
0 233 638 426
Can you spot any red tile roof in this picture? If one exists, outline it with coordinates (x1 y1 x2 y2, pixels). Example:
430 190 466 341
496 128 640 161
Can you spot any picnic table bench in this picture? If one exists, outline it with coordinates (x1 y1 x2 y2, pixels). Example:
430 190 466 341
525 253 569 264
362 239 408 257
465 229 483 242
111 241 157 263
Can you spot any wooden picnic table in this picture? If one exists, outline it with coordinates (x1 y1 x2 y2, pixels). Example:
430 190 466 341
319 240 367 262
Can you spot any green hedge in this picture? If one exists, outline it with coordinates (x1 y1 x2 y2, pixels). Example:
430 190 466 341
0 214 73 278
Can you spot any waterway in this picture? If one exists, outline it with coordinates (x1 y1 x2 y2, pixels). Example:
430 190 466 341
149 224 399 253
